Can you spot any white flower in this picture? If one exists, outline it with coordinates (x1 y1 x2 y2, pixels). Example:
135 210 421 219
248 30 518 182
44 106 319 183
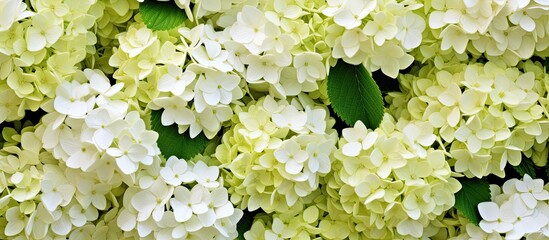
68 204 98 227
261 24 296 53
335 29 368 60
396 218 423 238
0 0 33 32
507 202 548 239
59 137 100 171
478 201 515 233
187 185 233 227
293 52 327 83
264 218 297 240
107 135 153 174
333 0 376 29
175 0 193 20
402 122 436 158
368 41 414 78
363 12 398 46
214 209 243 238
272 105 307 132
26 11 63 52
124 111 160 156
186 107 222 139
170 186 194 222
305 137 334 174
463 65 493 93
192 40 232 72
322 0 346 17
370 136 410 178
396 12 425 50
509 10 536 32
230 6 267 54
193 161 220 189
84 108 127 150
160 156 196 186
514 174 549 208
5 207 25 236
41 179 76 212
274 139 309 175
464 223 503 239
157 64 196 99
118 25 157 58
246 54 285 84
440 25 474 54
209 187 235 220
53 81 92 118
489 74 527 107
454 116 493 154
341 121 377 157
75 180 110 210
150 96 195 126
265 0 302 24
452 148 491 178
305 106 327 134
85 69 127 116
131 179 174 222
196 71 241 106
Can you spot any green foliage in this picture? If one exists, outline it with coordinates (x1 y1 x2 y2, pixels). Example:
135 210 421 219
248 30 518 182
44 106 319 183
327 60 384 129
454 178 491 225
513 158 537 178
150 110 208 160
139 0 187 31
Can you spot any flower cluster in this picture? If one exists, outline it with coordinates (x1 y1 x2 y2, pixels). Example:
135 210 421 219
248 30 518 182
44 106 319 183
324 115 461 239
215 95 337 214
4 0 549 239
450 175 549 239
478 174 549 239
118 158 242 239
388 60 549 178
0 68 241 239
423 0 549 65
0 0 139 122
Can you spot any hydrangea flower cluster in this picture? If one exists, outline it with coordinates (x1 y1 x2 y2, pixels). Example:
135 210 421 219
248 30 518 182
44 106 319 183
423 0 549 65
450 175 549 239
4 0 549 239
215 95 337 214
387 60 549 179
0 67 242 239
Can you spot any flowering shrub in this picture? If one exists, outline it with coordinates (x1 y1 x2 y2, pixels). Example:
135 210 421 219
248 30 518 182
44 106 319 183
2 0 549 239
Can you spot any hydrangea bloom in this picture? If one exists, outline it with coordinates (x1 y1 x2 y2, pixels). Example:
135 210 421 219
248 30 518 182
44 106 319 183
3 0 549 238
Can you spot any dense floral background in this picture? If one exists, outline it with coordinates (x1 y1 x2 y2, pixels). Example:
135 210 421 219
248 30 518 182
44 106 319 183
2 0 549 239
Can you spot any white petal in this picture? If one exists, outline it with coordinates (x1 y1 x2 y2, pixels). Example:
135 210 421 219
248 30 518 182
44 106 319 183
198 209 216 227
41 193 62 212
342 142 361 157
117 209 136 231
308 158 320 172
116 156 138 174
203 91 221 106
26 27 46 52
215 202 234 219
51 214 71 235
478 202 499 221
94 129 114 149
285 160 303 174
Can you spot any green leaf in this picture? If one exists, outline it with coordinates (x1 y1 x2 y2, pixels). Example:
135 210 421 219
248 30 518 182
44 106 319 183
139 1 187 31
513 158 537 178
150 110 208 159
454 178 491 225
327 60 384 129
